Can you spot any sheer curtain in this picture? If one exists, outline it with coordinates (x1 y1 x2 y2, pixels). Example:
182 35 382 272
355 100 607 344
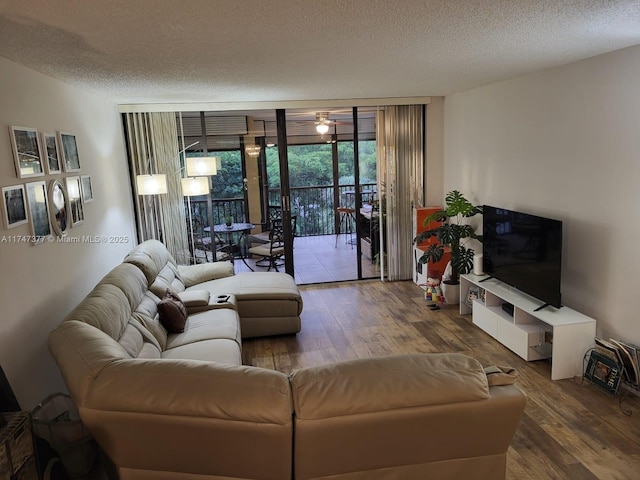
376 105 424 281
124 112 190 264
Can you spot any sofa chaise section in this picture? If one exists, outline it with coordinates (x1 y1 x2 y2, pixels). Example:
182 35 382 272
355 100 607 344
123 239 302 338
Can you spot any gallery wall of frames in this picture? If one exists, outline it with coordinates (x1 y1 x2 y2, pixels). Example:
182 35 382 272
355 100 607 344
1 126 93 243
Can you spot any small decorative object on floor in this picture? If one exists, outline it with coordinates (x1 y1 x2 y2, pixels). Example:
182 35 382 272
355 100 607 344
424 269 444 310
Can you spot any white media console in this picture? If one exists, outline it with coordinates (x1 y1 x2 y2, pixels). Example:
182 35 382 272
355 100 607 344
460 273 596 380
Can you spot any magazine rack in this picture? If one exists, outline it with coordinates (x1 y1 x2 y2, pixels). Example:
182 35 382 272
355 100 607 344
582 347 640 416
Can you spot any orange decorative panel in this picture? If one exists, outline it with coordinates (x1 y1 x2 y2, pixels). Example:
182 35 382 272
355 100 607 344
415 206 443 248
414 207 451 284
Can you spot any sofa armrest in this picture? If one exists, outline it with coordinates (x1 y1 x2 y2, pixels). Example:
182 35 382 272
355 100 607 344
178 262 234 288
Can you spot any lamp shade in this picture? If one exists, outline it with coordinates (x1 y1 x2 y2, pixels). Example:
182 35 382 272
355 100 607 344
181 177 209 197
136 174 167 195
186 156 218 176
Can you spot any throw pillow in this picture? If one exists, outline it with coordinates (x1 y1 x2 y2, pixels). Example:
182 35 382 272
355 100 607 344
483 365 518 386
158 289 188 333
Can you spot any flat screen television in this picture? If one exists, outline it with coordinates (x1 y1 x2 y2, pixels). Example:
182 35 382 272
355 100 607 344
482 205 563 309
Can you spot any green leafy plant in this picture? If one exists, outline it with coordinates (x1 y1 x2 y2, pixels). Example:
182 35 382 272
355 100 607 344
415 190 483 285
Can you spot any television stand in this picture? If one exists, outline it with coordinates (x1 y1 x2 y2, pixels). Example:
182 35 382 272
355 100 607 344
460 274 596 380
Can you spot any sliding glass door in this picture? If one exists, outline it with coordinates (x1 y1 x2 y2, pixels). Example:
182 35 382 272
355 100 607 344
173 107 382 283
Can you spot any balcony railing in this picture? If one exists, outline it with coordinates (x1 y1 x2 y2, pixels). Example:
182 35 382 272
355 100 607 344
185 183 376 237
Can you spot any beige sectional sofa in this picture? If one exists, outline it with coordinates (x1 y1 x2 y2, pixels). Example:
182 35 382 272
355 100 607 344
48 240 526 480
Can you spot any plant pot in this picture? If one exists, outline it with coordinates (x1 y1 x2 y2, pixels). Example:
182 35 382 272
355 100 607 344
441 281 460 305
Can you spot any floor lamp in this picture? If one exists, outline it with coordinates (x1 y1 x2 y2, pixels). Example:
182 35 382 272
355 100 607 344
181 177 210 262
135 142 220 263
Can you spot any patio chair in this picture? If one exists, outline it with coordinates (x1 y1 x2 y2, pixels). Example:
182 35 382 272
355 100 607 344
249 205 282 245
248 215 296 272
248 205 282 267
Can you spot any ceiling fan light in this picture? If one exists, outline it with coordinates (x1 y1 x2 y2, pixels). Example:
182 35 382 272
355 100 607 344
316 123 330 134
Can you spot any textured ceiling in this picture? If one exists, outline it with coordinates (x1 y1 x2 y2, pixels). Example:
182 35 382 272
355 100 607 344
0 0 639 106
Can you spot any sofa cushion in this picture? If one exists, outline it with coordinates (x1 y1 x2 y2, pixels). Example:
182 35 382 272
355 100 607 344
62 282 162 359
290 353 490 420
178 262 234 288
165 309 241 350
123 239 185 289
132 291 168 350
162 338 242 365
158 290 188 333
149 262 185 298
97 263 148 311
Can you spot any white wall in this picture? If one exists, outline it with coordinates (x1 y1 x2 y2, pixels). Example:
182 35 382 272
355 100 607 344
444 44 640 344
0 58 137 408
425 97 444 206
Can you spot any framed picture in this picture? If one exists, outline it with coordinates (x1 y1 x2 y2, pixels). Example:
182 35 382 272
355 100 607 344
41 132 62 174
1 185 28 229
9 126 45 178
81 175 93 203
584 350 622 395
25 181 52 242
58 132 81 172
65 175 84 227
48 179 68 237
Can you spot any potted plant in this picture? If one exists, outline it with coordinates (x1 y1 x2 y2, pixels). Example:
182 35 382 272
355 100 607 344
415 190 483 304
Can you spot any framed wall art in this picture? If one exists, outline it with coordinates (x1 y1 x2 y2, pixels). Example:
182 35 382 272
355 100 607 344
41 132 62 174
9 126 45 178
48 179 68 237
81 175 93 203
25 180 52 242
58 131 81 172
65 175 84 227
1 184 28 229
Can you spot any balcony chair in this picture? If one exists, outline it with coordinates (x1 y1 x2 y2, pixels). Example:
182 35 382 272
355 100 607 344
248 215 296 272
248 205 282 267
189 217 229 263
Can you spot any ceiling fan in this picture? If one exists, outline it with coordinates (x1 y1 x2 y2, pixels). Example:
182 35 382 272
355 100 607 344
315 112 332 134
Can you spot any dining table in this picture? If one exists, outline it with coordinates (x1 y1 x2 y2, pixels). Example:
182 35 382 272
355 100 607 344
204 222 255 266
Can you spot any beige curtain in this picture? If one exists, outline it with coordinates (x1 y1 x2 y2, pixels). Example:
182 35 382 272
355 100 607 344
124 112 190 264
376 105 424 281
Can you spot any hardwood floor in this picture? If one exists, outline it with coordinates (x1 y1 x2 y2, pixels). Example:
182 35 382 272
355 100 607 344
242 280 640 479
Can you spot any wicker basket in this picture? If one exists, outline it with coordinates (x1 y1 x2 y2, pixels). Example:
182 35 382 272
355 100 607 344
31 393 97 478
